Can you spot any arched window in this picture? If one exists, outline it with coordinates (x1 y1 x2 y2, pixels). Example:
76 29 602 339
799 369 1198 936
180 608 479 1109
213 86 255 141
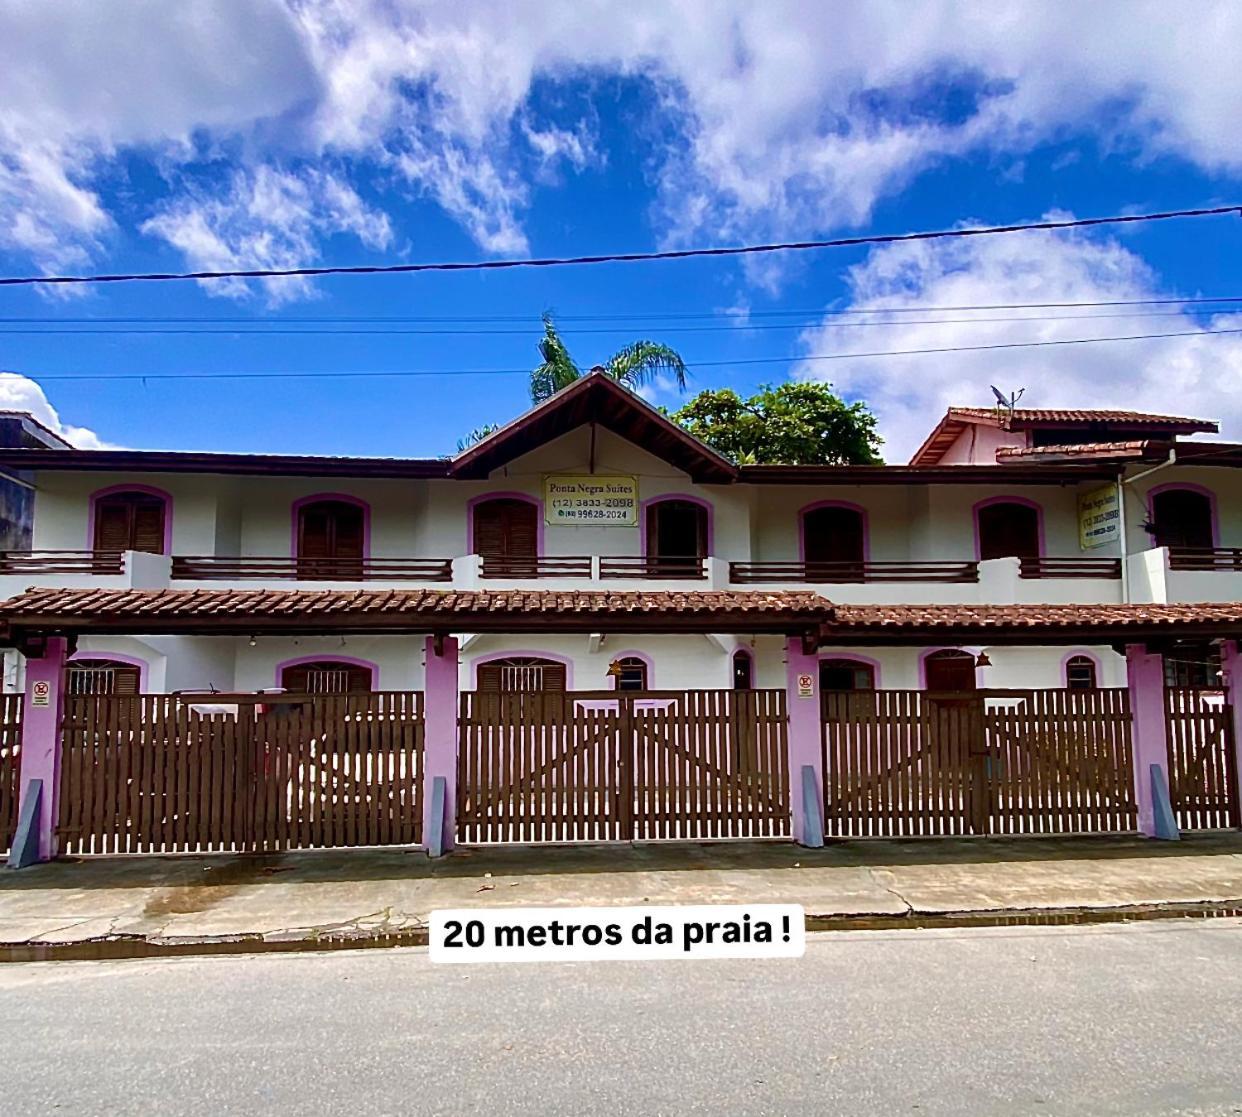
802 504 865 576
612 656 649 692
976 500 1040 561
473 497 538 575
1064 655 1098 690
477 656 566 693
1149 488 1214 550
645 499 708 571
819 658 876 692
93 490 167 554
732 650 753 690
280 659 374 693
297 499 365 579
67 658 142 696
924 649 977 692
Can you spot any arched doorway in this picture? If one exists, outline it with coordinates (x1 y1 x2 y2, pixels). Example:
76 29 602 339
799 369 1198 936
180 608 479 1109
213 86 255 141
67 658 142 696
296 499 365 579
645 499 708 572
473 497 538 575
802 504 865 577
976 500 1040 561
1149 488 1214 550
732 650 753 690
924 649 977 692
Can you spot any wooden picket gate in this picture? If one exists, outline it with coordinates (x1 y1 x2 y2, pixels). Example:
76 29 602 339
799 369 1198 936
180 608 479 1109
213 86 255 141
457 689 789 843
822 688 1138 837
0 694 23 856
57 692 424 855
1165 687 1240 830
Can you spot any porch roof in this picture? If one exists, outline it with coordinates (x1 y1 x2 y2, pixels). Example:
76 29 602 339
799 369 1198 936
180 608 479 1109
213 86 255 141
3 587 1242 648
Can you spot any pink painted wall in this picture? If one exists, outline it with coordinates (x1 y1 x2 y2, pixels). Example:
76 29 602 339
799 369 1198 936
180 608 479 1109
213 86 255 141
18 637 70 860
1126 644 1168 837
785 637 822 844
938 423 1024 464
423 635 459 852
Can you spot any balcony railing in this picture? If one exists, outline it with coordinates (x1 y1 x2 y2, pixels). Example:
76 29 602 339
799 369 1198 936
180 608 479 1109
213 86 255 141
170 556 454 581
1018 557 1122 580
1168 547 1242 571
479 555 593 579
0 549 124 575
600 555 707 580
729 560 978 584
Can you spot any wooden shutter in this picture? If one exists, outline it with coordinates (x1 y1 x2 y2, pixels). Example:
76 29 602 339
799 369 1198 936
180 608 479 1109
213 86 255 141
646 500 707 561
297 501 364 577
476 657 564 692
130 499 166 554
93 502 131 551
473 499 538 568
925 651 977 692
803 506 864 567
67 659 141 695
280 660 372 693
1152 490 1213 550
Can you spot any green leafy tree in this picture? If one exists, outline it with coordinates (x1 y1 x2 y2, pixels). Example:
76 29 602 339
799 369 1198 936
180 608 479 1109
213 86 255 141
456 424 500 452
671 382 882 465
529 313 688 403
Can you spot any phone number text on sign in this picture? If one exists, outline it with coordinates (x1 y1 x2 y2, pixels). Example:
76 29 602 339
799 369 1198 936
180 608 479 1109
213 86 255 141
544 474 638 526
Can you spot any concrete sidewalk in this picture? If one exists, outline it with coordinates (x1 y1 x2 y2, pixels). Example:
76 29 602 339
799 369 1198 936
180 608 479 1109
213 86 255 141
3 834 1242 947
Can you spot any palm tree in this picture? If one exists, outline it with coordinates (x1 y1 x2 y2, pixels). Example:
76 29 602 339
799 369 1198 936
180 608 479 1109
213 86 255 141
529 313 688 403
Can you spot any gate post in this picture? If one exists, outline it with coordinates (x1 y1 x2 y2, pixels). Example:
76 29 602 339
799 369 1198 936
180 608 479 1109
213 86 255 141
1219 640 1242 828
423 635 459 855
1125 643 1173 838
785 637 823 847
13 637 70 864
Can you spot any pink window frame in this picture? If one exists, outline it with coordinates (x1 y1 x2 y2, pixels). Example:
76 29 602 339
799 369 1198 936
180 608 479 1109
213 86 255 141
87 483 173 555
1060 649 1103 689
1146 482 1220 548
797 499 871 563
67 651 150 692
468 650 573 690
971 495 1045 561
290 493 372 561
274 653 379 691
639 493 714 557
919 646 985 690
609 649 655 691
465 492 545 556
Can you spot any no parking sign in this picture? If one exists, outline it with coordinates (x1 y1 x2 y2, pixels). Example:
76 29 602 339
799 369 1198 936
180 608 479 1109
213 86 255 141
31 680 51 707
796 673 815 698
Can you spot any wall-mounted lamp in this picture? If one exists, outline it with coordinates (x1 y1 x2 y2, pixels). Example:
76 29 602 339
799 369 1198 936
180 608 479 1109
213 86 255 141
974 651 992 669
248 635 257 648
605 659 624 679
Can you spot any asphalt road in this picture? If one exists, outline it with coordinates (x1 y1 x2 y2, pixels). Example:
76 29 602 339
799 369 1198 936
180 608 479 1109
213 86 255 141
2 920 1241 1115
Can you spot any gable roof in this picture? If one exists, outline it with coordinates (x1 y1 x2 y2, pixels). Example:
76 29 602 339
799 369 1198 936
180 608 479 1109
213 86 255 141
448 371 738 483
910 406 1219 465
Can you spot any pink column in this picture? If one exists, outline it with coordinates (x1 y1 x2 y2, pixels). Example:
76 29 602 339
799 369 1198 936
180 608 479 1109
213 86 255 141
1126 643 1169 837
785 637 823 845
1220 640 1242 823
17 637 70 861
422 635 459 854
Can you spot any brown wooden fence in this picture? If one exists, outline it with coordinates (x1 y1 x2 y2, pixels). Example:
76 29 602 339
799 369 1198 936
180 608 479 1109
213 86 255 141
822 688 1137 838
0 694 23 856
458 689 789 844
57 692 424 855
1165 688 1240 830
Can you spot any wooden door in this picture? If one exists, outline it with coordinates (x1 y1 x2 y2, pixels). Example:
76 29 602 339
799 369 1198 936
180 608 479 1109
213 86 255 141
646 500 707 572
924 650 977 692
977 501 1040 561
93 492 166 554
803 505 864 577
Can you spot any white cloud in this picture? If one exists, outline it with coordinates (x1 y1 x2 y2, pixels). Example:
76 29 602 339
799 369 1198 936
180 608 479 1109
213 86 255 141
0 374 112 449
140 166 392 304
6 2 1242 275
791 225 1242 460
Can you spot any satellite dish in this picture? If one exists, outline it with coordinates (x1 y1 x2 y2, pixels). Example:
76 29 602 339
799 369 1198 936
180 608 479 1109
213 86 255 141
990 385 1008 406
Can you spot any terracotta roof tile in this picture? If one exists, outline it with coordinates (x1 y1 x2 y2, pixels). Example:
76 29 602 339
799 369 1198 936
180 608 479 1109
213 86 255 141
948 407 1214 427
832 602 1242 631
995 440 1156 461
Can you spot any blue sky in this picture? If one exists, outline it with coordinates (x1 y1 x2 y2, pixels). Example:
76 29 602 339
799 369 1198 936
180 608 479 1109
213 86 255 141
1 2 1241 461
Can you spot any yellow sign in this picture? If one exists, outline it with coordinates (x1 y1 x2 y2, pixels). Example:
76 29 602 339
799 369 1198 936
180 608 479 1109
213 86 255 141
544 475 639 526
1078 485 1120 549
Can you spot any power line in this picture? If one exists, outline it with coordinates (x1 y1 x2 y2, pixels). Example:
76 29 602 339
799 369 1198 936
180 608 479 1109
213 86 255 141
0 205 1237 288
8 324 1241 382
5 295 1242 324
